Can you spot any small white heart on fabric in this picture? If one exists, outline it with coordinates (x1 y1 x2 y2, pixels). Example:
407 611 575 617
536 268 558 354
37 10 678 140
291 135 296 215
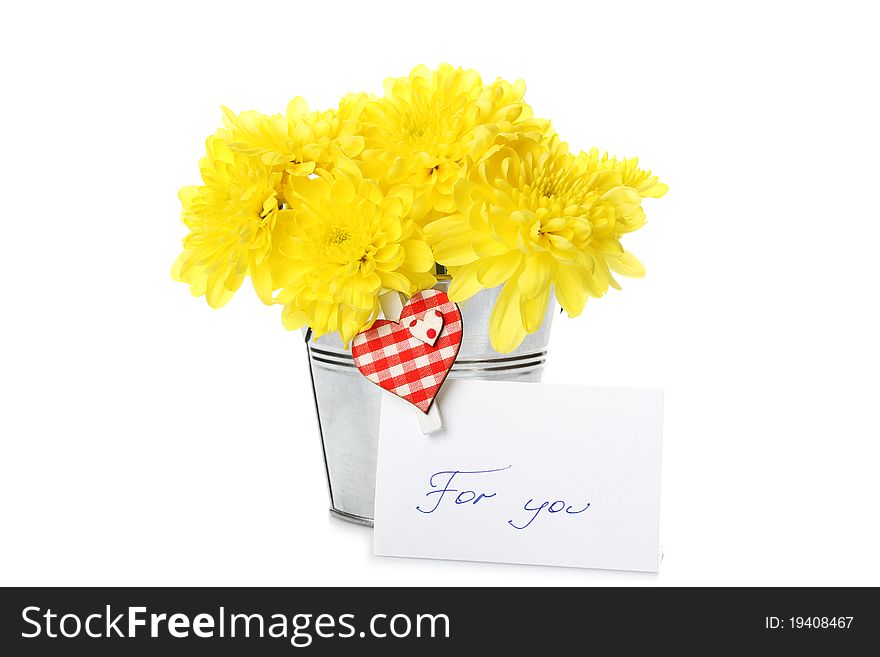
407 309 444 346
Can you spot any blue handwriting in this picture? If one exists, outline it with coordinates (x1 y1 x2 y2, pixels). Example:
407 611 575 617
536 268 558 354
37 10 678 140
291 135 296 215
507 498 590 530
416 466 512 514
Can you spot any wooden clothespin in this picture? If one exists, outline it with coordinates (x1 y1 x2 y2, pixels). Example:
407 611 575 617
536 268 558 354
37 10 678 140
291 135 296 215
378 290 444 434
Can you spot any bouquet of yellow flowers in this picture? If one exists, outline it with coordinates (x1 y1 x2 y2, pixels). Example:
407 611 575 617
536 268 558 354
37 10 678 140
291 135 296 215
173 64 665 352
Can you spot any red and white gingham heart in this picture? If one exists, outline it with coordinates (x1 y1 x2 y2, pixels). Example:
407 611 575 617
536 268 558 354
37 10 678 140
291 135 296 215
351 289 462 413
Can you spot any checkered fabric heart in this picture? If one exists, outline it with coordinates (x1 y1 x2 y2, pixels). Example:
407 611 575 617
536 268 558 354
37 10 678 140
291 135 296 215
352 289 462 413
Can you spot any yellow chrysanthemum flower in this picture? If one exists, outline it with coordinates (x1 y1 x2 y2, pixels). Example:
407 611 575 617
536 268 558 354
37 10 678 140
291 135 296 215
274 168 436 344
359 64 550 224
425 136 667 353
173 131 282 307
221 94 366 179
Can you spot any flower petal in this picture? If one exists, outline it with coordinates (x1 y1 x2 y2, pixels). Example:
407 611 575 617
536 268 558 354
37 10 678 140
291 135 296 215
555 265 589 316
476 251 522 288
607 250 646 278
520 287 551 333
489 280 527 353
402 239 435 272
445 262 482 301
518 252 556 298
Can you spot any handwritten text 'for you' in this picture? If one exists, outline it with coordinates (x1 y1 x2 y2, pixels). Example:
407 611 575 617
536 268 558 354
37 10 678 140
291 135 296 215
415 466 590 530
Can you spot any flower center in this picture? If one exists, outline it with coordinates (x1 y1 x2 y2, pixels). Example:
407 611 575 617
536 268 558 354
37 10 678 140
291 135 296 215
325 226 352 246
400 99 442 149
534 168 566 199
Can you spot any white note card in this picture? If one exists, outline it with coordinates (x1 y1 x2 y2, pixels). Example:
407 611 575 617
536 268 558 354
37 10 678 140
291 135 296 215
373 380 664 572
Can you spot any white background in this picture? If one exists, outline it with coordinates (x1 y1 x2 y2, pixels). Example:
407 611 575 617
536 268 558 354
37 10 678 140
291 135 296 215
1 0 878 586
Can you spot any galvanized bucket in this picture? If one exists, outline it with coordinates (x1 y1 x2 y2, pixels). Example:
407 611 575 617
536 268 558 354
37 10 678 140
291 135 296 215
304 280 555 525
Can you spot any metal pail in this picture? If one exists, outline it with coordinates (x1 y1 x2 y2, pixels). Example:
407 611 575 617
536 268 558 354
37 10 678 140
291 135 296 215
304 281 555 525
